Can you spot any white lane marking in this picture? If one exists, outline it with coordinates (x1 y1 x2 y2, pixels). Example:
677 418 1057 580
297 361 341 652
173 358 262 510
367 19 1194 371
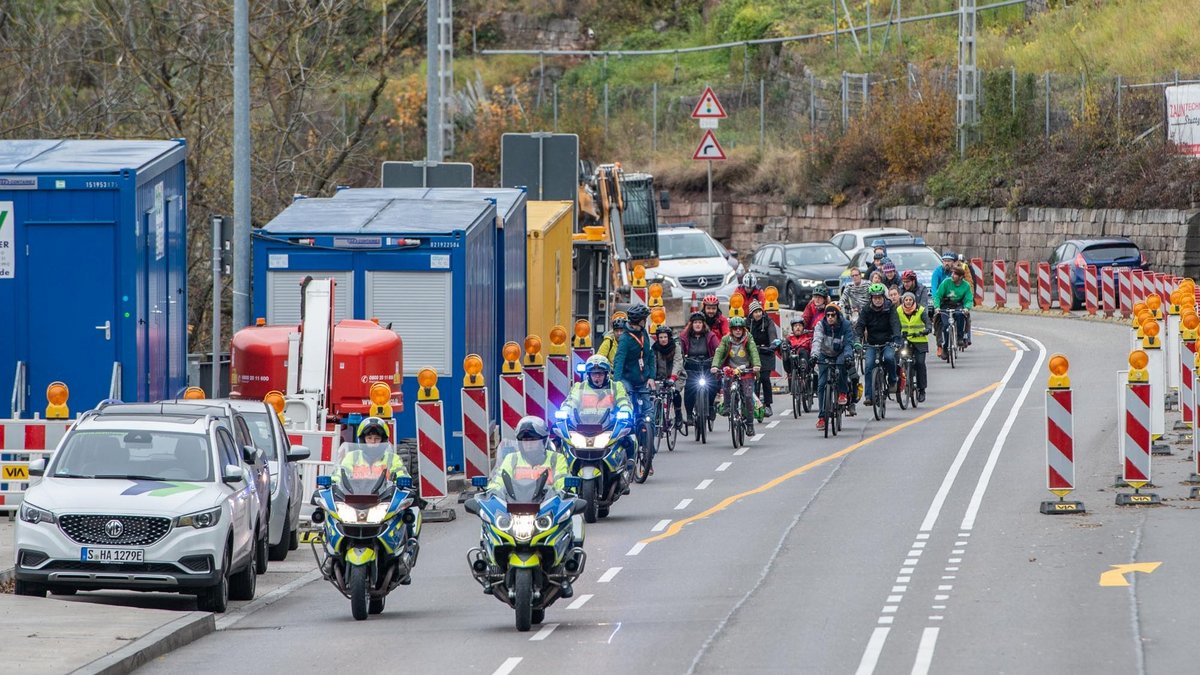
607 622 622 644
900 568 915 574
626 543 646 556
913 542 927 549
954 541 968 546
767 420 780 429
937 585 953 591
733 447 749 456
942 576 956 580
896 577 911 583
892 586 907 593
716 462 732 472
878 617 894 625
530 623 560 641
749 433 765 442
948 558 962 563
928 615 944 621
493 658 523 675
652 519 672 532
696 479 713 490
911 627 941 675
856 627 893 675
887 595 903 602
934 594 949 601
598 567 622 583
882 606 899 613
567 594 594 610
932 605 946 610
779 409 791 417
904 558 919 565
952 549 965 554
945 567 959 572
916 533 930 540
958 532 971 537
907 550 922 557
960 332 1047 531
919 348 1024 532
675 498 693 510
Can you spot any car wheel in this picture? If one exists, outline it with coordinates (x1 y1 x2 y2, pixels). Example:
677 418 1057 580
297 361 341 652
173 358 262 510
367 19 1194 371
14 580 46 598
268 533 290 561
197 546 231 612
229 537 258 601
255 525 269 574
288 526 299 551
787 283 800 310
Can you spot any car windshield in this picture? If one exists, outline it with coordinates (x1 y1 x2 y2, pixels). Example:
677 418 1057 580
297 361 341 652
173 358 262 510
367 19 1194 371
658 231 722 260
881 249 942 271
242 411 279 463
1083 244 1140 263
51 430 214 482
786 245 849 266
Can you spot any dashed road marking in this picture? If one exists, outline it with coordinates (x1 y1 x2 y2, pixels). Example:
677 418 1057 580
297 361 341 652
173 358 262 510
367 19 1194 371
493 658 522 675
696 479 713 490
767 420 780 428
652 519 671 532
598 567 622 583
530 623 559 641
675 498 693 510
716 462 732 472
567 594 593 610
626 543 646 556
733 447 749 456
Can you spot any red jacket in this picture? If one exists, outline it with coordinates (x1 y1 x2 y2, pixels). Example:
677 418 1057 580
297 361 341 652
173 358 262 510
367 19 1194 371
793 301 826 350
732 287 766 312
705 312 730 340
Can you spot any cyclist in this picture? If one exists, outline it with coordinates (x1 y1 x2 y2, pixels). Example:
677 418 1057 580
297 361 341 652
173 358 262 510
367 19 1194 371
840 268 870 320
855 283 902 406
933 262 974 358
881 261 901 290
900 270 931 308
782 316 810 377
710 316 760 437
680 311 720 426
613 304 657 465
887 285 902 307
701 294 730 339
868 249 888 278
800 286 830 330
597 314 627 364
930 251 957 296
652 325 684 430
896 291 932 403
812 302 854 431
732 272 766 310
747 300 780 417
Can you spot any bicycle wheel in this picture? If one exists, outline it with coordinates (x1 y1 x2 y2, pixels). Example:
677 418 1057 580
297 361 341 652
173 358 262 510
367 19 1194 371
823 384 833 438
907 364 918 408
729 389 741 449
834 389 843 434
666 402 679 452
872 368 886 421
695 393 707 444
790 375 801 419
802 370 814 413
948 328 957 369
896 362 909 410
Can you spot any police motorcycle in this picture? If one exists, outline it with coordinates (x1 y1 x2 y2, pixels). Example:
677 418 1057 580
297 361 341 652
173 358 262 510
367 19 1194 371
465 440 587 632
309 443 421 621
551 404 635 524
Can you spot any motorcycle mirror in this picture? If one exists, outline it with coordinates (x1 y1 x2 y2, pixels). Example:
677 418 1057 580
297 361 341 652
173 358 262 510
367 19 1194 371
463 498 481 515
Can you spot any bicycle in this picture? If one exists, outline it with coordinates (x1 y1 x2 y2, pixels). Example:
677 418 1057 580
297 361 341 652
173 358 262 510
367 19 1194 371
785 344 814 418
654 379 682 452
718 366 756 449
630 388 655 484
865 343 892 421
816 360 849 438
684 358 712 445
937 309 966 369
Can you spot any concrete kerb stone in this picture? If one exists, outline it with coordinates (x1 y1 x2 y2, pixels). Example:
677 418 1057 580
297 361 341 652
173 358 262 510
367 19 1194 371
75 611 215 675
972 305 1128 325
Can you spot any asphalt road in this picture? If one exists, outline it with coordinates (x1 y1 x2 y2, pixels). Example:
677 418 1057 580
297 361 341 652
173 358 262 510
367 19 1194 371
134 312 1199 674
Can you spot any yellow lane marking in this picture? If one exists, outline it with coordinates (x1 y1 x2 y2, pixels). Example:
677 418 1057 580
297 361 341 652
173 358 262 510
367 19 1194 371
639 381 1002 547
1099 562 1161 587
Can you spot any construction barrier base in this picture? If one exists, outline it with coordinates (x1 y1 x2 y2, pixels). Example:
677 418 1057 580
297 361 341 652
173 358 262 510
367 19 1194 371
1039 499 1086 515
1113 475 1159 489
423 506 457 522
1190 486 1200 499
1115 491 1162 506
1151 441 1173 456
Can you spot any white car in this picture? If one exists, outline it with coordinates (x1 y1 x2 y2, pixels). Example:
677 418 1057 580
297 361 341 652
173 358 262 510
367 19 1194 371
14 414 261 612
830 227 914 259
648 226 741 300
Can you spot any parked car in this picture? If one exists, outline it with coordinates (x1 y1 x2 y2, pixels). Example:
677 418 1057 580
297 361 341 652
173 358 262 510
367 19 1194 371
92 401 272 574
220 399 309 561
845 244 943 291
14 413 260 612
648 224 741 300
1049 237 1149 308
830 227 914 259
748 242 850 309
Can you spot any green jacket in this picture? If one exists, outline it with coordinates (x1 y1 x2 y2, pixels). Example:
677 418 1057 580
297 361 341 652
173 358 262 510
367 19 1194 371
562 379 632 416
712 334 761 370
933 277 974 310
488 450 571 493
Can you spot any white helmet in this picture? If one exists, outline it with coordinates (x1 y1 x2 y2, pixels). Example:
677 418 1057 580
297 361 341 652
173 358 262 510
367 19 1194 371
742 272 757 288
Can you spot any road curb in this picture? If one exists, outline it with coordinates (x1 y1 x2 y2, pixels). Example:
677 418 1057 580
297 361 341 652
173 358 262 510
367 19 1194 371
973 305 1127 325
73 611 215 675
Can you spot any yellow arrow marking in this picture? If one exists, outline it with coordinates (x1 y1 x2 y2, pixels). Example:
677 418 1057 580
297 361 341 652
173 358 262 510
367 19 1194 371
1099 562 1162 587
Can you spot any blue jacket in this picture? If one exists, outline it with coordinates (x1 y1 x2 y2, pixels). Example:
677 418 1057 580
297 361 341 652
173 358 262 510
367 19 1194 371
612 328 656 390
930 265 949 296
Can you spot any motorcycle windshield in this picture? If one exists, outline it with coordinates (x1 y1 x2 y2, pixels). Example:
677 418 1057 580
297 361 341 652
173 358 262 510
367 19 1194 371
331 442 405 497
491 440 554 506
572 407 614 437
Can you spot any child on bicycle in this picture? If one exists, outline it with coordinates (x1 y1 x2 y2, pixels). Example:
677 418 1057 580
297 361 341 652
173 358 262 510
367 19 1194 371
783 316 811 376
652 325 684 430
812 303 854 431
710 316 761 437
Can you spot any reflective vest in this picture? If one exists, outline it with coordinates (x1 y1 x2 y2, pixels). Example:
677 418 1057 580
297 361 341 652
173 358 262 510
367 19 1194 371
897 307 928 344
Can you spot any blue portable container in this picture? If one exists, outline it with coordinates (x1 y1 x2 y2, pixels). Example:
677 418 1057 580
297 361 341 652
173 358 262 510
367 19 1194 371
0 140 188 414
252 196 498 468
333 187 528 364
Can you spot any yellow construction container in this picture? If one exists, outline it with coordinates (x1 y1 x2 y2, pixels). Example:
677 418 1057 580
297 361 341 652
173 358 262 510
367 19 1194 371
526 201 575 343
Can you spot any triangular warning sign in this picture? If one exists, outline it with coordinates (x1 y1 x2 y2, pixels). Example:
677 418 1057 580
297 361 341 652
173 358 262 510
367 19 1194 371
690 86 728 119
692 130 727 161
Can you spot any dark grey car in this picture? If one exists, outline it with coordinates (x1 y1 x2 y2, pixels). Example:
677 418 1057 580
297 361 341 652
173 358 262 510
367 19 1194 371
749 242 850 310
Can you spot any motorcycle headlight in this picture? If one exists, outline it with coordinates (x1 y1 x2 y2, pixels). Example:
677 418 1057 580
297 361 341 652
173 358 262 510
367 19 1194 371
593 431 613 447
335 503 360 523
512 514 537 542
365 503 392 524
175 507 222 529
494 513 512 531
535 515 554 531
568 431 588 447
19 502 56 525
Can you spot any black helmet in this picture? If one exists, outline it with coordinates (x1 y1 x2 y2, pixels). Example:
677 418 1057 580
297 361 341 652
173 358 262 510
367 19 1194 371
655 325 673 337
689 311 707 323
612 317 628 330
790 316 805 326
626 304 651 324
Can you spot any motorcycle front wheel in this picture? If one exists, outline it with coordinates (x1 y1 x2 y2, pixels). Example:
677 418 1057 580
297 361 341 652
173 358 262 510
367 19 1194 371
514 568 534 632
349 564 370 621
581 479 598 524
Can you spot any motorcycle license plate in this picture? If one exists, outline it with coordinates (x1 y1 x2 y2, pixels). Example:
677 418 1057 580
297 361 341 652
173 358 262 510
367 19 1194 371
81 547 145 563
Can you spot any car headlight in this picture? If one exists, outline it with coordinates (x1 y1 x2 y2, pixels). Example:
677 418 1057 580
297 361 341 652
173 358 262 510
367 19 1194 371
650 275 679 289
269 472 279 496
535 515 554 531
511 514 536 542
19 502 56 525
798 279 821 287
723 270 738 286
176 507 222 529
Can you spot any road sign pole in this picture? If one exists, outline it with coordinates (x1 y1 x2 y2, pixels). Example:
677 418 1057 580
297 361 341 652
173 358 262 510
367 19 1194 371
707 160 713 232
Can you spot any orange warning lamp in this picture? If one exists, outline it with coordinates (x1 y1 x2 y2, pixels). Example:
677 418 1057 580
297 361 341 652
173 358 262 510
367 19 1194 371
573 321 590 339
263 390 286 422
1146 294 1162 311
463 354 485 388
632 264 646 283
182 386 206 400
730 294 744 309
502 342 521 363
1134 302 1146 314
45 381 70 419
764 286 779 302
368 382 394 419
416 367 439 401
649 283 663 299
1185 314 1200 332
1047 354 1070 388
1142 320 1160 338
1129 350 1149 370
549 326 567 346
651 307 667 326
255 317 267 327
524 336 543 356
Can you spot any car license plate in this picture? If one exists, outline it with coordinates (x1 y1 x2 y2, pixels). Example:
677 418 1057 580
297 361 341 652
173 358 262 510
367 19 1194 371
80 547 144 563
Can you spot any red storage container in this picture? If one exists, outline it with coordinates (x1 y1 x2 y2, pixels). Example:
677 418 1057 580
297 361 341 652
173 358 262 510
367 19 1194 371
330 320 403 419
230 324 293 400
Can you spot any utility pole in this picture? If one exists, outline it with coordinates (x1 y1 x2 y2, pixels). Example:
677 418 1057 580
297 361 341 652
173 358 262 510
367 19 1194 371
956 0 978 157
426 0 455 160
232 0 250 332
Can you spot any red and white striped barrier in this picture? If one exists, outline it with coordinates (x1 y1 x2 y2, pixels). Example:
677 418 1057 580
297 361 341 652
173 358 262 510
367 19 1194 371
572 347 593 383
461 387 490 481
969 257 984 304
1084 265 1099 316
1118 269 1133 318
1017 261 1032 311
1156 273 1170 304
1132 270 1146 305
547 353 570 420
499 372 525 439
1042 383 1083 514
1118 378 1156 504
992 260 1007 308
1 420 71 452
632 284 648 306
1056 263 1073 314
1180 337 1195 430
524 361 547 422
416 398 448 500
1101 267 1116 317
1037 262 1052 311
287 430 337 462
689 291 700 315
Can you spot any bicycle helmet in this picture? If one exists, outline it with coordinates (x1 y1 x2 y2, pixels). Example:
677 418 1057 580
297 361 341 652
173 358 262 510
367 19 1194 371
824 302 843 315
356 416 390 441
790 316 806 326
655 325 674 337
901 270 917 281
728 316 747 329
811 287 829 298
882 262 897 274
941 251 956 261
626 304 651 324
611 316 628 330
868 283 887 296
702 294 720 307
688 311 707 323
741 272 757 288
